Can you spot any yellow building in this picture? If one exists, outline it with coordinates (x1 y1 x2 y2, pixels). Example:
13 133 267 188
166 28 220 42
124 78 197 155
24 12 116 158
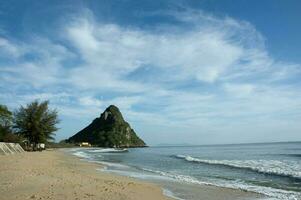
79 142 91 147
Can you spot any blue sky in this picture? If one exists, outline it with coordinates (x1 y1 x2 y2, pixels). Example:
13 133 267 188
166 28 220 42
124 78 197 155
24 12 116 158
0 0 300 145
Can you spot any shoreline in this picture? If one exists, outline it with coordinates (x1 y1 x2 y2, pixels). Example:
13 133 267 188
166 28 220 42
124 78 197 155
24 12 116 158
68 148 264 200
0 149 263 200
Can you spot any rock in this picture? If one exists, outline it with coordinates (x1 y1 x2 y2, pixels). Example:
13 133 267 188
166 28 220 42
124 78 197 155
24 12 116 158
66 105 146 147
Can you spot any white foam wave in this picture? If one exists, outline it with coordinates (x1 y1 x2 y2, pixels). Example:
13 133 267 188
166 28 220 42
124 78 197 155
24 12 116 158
142 168 301 200
163 188 185 200
72 151 92 159
101 168 174 181
95 161 131 169
88 148 128 153
175 155 301 179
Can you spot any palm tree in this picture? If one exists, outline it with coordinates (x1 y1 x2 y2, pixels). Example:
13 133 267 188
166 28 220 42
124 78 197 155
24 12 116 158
14 100 59 149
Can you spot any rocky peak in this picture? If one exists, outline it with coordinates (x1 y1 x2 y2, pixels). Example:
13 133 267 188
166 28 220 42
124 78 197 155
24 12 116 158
66 105 146 147
100 105 124 123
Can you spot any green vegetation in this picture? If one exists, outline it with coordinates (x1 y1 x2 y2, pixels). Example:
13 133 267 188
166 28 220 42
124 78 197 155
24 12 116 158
14 100 59 145
66 105 146 147
1 100 59 151
46 140 76 148
0 105 21 142
1 102 145 149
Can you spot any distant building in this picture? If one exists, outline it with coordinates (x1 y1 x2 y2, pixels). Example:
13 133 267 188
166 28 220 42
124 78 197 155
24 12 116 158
79 142 91 147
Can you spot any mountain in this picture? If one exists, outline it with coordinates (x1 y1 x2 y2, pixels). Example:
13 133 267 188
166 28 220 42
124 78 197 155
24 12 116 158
66 105 146 147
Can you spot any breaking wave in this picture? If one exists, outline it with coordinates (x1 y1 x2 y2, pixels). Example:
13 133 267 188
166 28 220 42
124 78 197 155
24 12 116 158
175 155 301 179
142 168 301 200
88 148 128 153
72 151 92 159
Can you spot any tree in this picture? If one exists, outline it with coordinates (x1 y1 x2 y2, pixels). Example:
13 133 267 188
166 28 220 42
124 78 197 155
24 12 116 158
14 100 59 145
0 104 13 141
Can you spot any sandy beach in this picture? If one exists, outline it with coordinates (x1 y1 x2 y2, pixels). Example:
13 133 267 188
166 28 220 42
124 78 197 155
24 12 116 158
0 150 262 200
0 150 172 200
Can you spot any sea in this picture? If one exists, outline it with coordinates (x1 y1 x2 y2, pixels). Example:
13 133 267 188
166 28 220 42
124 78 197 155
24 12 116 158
68 142 301 200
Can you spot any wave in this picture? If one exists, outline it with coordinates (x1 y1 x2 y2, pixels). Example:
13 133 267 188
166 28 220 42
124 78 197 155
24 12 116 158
102 168 176 181
141 168 301 200
71 149 301 200
280 154 301 158
88 148 128 153
72 151 92 159
94 161 131 169
174 155 301 180
162 189 185 200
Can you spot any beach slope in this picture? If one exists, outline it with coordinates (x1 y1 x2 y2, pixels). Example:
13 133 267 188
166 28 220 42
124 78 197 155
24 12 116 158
0 150 171 200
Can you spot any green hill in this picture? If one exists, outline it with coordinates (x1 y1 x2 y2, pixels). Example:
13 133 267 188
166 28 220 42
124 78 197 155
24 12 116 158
66 105 146 147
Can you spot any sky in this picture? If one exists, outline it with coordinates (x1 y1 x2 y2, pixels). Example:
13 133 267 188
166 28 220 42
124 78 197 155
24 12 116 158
0 0 300 145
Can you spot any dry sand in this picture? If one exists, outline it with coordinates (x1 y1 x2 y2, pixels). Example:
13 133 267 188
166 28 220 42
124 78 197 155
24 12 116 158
0 149 262 200
0 150 172 200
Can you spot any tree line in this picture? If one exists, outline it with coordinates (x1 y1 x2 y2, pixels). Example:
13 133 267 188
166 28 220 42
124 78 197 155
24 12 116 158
0 100 59 150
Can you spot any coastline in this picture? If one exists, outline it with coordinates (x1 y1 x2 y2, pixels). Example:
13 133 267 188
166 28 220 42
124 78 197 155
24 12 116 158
0 149 263 200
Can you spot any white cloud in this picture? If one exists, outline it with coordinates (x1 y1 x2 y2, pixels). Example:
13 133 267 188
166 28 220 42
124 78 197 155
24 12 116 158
0 37 23 57
0 37 73 88
65 17 245 86
223 83 255 97
0 92 72 108
79 96 103 107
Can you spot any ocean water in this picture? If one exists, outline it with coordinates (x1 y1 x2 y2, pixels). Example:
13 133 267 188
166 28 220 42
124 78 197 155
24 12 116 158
69 142 301 200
